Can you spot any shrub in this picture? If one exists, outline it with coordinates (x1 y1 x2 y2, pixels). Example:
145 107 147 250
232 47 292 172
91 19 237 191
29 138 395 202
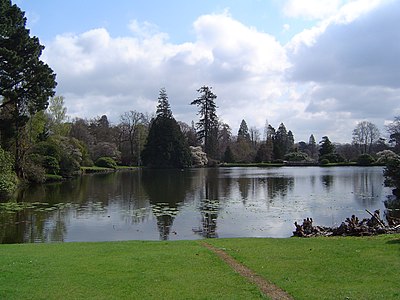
23 160 46 183
320 159 330 165
90 142 121 162
0 147 18 197
319 153 344 163
357 154 375 166
42 156 60 174
284 152 309 162
376 150 398 164
95 157 117 169
384 156 400 190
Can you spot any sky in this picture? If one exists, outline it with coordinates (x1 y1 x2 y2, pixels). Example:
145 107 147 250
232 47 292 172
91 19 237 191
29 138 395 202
14 0 400 143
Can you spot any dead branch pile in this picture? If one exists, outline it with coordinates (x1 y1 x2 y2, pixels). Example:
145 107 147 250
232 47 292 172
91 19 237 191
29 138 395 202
293 210 400 237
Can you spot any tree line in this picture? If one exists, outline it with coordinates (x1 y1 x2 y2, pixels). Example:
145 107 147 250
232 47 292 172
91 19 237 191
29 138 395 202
2 0 400 198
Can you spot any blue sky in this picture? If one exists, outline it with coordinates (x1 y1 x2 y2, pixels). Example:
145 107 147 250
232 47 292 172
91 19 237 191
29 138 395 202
14 0 400 143
18 1 314 44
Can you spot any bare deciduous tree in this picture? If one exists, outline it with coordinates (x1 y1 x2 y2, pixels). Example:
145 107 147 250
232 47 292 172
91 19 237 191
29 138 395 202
352 121 380 154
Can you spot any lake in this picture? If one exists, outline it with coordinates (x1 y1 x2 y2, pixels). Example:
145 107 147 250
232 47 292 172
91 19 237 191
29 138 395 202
0 166 394 243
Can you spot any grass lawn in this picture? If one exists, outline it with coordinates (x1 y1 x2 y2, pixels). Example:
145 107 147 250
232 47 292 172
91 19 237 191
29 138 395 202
0 241 263 299
208 234 400 300
0 235 399 299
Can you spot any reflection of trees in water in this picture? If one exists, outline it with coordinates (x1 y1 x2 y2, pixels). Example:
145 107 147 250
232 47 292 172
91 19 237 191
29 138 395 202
321 175 334 190
265 177 294 200
142 169 193 240
1 170 152 244
194 169 220 238
194 199 218 238
352 170 384 206
237 178 251 203
0 207 68 243
155 212 174 241
0 179 85 243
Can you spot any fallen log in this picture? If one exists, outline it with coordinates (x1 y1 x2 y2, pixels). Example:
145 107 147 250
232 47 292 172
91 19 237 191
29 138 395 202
293 209 400 237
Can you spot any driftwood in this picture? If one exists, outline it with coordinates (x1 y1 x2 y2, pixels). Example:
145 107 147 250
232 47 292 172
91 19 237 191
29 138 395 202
293 210 400 237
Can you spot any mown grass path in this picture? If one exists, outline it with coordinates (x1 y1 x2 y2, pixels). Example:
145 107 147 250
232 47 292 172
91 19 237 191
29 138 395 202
0 235 399 299
202 242 293 299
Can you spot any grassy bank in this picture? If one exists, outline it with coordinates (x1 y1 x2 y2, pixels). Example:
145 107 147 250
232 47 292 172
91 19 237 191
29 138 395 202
209 235 400 299
1 235 399 299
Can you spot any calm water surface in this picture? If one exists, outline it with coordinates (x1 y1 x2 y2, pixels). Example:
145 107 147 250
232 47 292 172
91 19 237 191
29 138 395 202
0 166 393 243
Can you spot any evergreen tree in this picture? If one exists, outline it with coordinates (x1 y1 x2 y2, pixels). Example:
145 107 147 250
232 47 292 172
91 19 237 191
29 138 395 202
255 143 272 162
237 119 250 142
308 134 317 159
142 89 191 168
218 122 231 159
287 130 294 152
273 123 288 159
223 145 235 163
191 86 219 158
156 87 172 119
0 0 57 175
319 136 335 157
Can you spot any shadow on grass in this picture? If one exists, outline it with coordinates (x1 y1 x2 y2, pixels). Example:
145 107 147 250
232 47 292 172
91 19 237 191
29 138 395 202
386 238 400 245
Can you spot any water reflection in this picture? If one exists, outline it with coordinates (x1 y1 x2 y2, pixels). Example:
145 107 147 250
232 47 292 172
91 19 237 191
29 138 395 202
0 167 393 243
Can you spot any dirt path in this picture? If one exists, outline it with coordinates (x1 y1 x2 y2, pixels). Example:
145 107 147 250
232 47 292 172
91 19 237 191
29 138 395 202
202 242 293 300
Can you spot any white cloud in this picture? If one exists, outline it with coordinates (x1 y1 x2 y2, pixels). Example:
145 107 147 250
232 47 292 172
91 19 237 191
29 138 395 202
43 13 288 133
284 0 400 142
41 2 399 144
284 0 343 20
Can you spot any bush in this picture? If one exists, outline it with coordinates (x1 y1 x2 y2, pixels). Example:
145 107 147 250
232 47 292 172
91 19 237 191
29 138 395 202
284 152 309 162
384 156 400 190
0 147 18 197
319 153 344 163
357 154 375 166
95 157 117 169
376 150 398 164
42 156 60 174
320 159 330 165
23 161 46 183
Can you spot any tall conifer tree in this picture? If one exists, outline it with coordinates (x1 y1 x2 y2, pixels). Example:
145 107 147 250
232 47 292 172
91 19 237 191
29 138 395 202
142 88 191 168
191 86 219 159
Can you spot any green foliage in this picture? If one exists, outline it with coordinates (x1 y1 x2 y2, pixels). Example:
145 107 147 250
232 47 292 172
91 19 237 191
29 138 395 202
319 136 335 157
42 155 60 174
223 145 235 163
0 146 17 197
237 119 250 142
22 160 46 183
319 153 344 163
255 141 273 163
95 157 117 169
0 0 57 173
90 141 120 162
156 88 172 118
57 137 82 177
320 158 330 165
383 156 400 191
191 86 219 158
284 151 309 162
26 136 82 179
142 116 191 168
47 95 70 136
357 153 375 166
